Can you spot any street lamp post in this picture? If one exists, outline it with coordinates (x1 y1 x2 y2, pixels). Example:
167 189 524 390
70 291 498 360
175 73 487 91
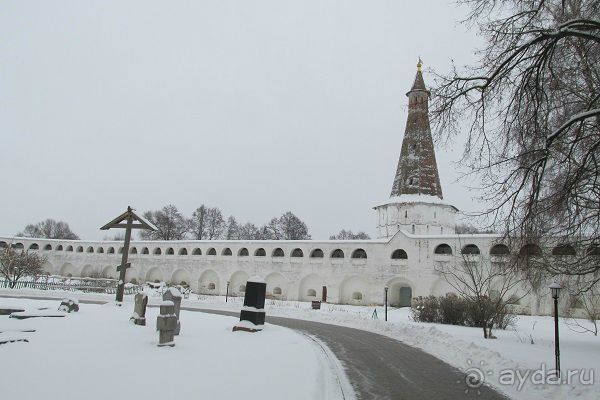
549 282 562 378
226 281 230 303
384 286 389 322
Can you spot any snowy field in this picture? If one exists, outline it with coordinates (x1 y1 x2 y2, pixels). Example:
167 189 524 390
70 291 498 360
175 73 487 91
0 296 350 400
1 288 598 400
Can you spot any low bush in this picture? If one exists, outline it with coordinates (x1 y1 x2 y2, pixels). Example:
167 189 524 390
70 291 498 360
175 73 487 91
412 293 515 330
439 293 469 326
494 304 518 329
411 296 439 323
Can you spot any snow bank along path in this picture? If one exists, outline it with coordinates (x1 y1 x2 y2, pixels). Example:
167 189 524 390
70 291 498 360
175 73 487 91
0 298 351 400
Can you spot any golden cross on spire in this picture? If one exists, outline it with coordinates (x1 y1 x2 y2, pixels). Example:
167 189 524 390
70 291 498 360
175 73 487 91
417 57 423 72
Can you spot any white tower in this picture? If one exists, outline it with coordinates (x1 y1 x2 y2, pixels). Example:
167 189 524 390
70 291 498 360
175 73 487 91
374 61 457 238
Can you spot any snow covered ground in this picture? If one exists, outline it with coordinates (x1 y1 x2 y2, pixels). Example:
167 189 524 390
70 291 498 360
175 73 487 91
212 297 598 400
199 296 598 400
0 296 351 400
1 288 598 400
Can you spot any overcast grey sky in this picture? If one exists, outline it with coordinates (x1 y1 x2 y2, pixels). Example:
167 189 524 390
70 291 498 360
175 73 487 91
0 0 482 240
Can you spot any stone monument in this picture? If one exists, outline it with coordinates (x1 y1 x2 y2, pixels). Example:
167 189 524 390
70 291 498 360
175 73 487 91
156 300 177 347
130 293 148 326
233 276 266 333
162 287 182 335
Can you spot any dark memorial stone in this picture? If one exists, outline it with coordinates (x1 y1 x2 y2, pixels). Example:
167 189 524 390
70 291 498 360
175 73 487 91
312 301 321 310
157 300 177 347
130 293 148 326
162 287 182 335
233 276 266 333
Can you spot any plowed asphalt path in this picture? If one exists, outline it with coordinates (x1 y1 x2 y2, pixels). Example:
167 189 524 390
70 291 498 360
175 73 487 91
1 294 510 400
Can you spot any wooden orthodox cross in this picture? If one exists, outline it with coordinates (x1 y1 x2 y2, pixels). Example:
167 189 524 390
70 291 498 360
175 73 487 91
100 206 157 302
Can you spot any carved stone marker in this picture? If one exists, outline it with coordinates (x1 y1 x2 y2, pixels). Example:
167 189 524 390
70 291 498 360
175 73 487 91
157 300 177 347
163 287 182 335
233 276 266 333
58 298 79 313
130 293 148 326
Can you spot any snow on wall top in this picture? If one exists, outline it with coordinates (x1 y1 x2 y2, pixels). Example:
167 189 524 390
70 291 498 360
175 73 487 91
247 276 266 284
388 194 448 206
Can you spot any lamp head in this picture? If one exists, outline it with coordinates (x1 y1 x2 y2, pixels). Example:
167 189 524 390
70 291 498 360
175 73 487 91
549 282 562 299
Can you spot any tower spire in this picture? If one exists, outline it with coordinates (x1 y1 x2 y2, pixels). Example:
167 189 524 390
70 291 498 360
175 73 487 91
390 61 443 199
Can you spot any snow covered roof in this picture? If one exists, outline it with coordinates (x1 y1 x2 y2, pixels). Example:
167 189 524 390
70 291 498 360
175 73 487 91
373 194 459 211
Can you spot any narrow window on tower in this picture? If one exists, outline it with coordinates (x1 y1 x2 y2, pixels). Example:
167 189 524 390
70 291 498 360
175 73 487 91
412 225 415 234
441 227 444 234
405 210 408 218
434 211 437 219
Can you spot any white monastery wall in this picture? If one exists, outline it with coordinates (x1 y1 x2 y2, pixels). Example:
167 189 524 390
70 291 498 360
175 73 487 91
0 232 559 315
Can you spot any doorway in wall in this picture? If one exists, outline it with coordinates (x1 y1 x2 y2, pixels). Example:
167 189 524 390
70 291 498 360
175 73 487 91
399 286 412 307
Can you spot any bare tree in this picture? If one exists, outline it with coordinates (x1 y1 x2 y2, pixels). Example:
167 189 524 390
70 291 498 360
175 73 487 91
329 229 371 240
139 205 188 240
256 212 311 240
435 253 527 338
188 205 208 240
224 216 240 240
0 246 46 288
205 207 225 240
259 217 282 239
432 0 600 290
255 225 272 240
187 206 226 240
239 222 260 240
18 219 80 240
565 278 600 335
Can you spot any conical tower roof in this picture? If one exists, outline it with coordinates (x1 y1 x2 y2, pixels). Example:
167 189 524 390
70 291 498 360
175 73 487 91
390 60 443 199
410 59 427 91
